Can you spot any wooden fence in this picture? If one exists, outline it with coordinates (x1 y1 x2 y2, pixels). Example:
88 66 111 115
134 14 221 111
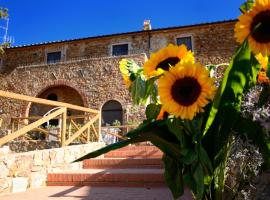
0 90 101 147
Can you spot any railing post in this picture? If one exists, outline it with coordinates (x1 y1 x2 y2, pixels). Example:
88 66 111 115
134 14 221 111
68 119 72 139
98 112 101 141
86 116 90 143
61 107 67 147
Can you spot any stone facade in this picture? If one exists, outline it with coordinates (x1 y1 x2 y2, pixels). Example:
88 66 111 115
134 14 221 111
0 20 238 133
0 142 105 195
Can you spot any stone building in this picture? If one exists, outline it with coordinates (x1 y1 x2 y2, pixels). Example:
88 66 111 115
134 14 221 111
0 19 237 131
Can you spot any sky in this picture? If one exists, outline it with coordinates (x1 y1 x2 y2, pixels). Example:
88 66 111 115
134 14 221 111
0 0 244 46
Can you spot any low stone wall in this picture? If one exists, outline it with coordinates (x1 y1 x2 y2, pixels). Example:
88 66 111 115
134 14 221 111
0 142 105 195
8 141 61 153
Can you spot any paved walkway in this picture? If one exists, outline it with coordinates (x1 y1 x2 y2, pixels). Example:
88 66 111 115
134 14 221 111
0 186 193 200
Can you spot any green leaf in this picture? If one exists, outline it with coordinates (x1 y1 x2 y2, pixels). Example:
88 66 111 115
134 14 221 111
126 120 182 159
193 164 204 199
202 40 260 198
198 145 213 173
130 76 146 105
163 155 184 199
166 118 185 144
239 0 254 13
73 137 145 162
181 150 198 165
145 103 162 120
144 76 159 103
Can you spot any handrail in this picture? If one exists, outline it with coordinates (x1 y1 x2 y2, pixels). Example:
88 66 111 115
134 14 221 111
0 90 99 114
0 107 66 146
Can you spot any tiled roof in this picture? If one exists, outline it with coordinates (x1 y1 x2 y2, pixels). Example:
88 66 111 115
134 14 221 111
9 19 237 49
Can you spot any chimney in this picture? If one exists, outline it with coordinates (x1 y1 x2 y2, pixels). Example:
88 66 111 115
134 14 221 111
143 20 151 31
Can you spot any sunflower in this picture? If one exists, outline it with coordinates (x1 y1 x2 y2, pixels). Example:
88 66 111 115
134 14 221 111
235 0 270 56
256 53 268 69
158 62 216 120
144 44 194 78
119 59 132 88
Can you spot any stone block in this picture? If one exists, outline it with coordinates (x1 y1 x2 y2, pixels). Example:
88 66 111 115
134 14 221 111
29 172 46 189
33 151 43 166
0 162 9 178
0 178 12 194
11 177 28 193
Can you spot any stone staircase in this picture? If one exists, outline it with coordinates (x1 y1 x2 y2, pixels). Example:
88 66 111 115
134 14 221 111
47 145 165 187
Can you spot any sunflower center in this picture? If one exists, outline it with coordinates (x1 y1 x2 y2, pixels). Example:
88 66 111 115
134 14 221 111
171 77 201 106
251 10 270 43
156 57 180 71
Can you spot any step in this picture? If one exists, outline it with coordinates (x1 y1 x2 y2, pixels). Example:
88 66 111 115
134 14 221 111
47 168 165 187
104 146 163 158
83 158 163 169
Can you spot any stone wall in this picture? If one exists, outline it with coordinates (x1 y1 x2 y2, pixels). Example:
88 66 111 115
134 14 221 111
0 20 238 133
0 142 105 194
1 21 237 72
0 54 147 131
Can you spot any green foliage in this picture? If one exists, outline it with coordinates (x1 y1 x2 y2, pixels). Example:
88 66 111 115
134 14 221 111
163 155 184 199
239 0 254 13
76 37 268 200
145 103 161 121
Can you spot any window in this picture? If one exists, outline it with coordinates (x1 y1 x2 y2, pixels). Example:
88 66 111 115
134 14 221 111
112 44 128 56
102 100 123 125
176 36 193 51
47 51 61 64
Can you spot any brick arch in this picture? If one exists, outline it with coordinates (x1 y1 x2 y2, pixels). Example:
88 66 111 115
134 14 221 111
23 80 89 117
99 98 125 112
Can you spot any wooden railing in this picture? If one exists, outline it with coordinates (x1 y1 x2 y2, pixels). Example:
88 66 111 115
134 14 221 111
0 90 101 147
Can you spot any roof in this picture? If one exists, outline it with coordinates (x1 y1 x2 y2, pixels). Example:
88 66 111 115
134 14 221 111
9 19 237 49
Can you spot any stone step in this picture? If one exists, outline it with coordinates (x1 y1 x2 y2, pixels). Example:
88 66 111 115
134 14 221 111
47 168 165 187
83 158 163 169
104 146 163 158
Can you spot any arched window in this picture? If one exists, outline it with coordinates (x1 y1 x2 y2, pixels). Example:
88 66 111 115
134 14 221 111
102 100 123 126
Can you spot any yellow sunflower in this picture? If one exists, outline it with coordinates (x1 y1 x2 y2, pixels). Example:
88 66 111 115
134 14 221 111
158 62 216 120
235 0 270 55
256 53 268 69
144 44 194 78
119 59 132 88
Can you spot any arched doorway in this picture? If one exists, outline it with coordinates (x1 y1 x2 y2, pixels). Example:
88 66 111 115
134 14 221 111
29 85 85 125
101 100 123 126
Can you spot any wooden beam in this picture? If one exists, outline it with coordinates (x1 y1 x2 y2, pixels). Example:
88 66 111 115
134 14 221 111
0 107 66 146
0 90 99 114
64 114 99 146
61 108 67 147
70 119 80 131
33 127 49 135
91 124 99 141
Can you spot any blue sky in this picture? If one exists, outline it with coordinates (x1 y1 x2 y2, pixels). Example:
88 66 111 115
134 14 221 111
0 0 244 46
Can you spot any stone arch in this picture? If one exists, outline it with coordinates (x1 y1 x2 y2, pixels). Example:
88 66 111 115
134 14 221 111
101 100 123 126
23 80 88 117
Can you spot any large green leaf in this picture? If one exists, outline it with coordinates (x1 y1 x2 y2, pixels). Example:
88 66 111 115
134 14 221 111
202 40 260 199
193 163 204 199
73 137 146 162
145 103 161 120
130 76 146 105
163 155 184 199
